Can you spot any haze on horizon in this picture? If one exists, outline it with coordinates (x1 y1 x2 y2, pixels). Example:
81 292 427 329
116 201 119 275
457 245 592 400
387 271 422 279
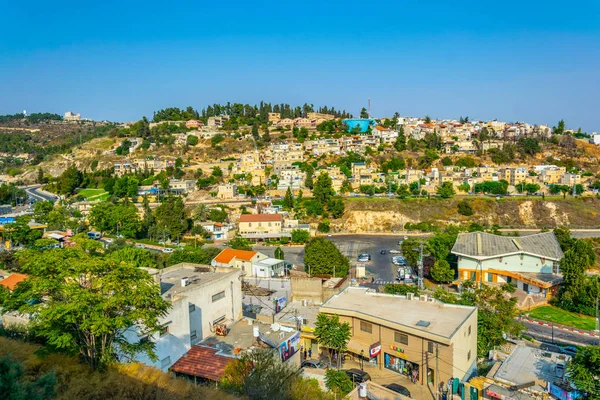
0 0 598 131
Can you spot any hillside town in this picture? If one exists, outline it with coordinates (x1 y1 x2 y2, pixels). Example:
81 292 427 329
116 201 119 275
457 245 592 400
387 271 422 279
0 106 598 400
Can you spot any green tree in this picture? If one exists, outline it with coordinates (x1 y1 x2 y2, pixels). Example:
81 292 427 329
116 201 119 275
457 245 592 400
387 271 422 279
304 237 349 277
36 168 45 185
552 119 565 135
186 135 198 146
382 284 420 296
154 196 189 240
5 217 43 246
283 187 294 210
430 260 455 283
167 246 221 266
441 156 453 166
359 107 368 118
436 182 455 198
401 238 420 266
108 246 156 268
314 313 351 369
327 199 345 219
229 237 253 251
0 245 169 369
313 173 334 205
274 247 284 260
457 182 470 193
291 229 310 244
0 356 56 400
394 126 406 151
56 166 83 195
434 281 522 357
567 345 600 398
304 165 314 190
324 369 353 396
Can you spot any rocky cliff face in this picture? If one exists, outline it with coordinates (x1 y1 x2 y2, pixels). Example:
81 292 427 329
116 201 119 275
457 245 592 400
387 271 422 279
333 197 600 232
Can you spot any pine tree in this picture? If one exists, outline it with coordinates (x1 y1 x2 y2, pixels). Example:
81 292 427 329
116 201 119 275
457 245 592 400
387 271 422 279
283 187 294 209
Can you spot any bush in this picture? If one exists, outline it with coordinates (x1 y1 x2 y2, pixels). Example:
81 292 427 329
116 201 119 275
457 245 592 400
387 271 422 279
317 222 330 233
430 260 455 283
457 200 474 216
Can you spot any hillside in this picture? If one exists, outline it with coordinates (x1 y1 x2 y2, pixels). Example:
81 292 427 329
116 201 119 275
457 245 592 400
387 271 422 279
0 336 236 400
338 196 600 232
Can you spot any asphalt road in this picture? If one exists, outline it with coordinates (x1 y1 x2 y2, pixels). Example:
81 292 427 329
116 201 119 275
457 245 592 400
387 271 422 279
520 319 600 347
23 185 58 202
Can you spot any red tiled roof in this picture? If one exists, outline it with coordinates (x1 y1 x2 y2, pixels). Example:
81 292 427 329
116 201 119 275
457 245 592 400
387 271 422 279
214 248 257 264
170 346 232 381
0 273 27 291
239 214 282 223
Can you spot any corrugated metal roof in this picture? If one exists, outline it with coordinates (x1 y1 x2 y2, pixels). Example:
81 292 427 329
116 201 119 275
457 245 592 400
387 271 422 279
451 231 563 260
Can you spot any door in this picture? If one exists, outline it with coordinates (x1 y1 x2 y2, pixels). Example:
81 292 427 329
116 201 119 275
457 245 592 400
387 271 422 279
523 283 529 293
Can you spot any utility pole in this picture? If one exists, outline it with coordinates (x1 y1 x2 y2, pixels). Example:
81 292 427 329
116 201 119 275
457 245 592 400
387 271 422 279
418 241 424 290
596 294 599 346
436 344 440 400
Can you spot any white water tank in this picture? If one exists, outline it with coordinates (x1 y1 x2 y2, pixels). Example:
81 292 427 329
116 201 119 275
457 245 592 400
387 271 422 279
253 326 260 338
181 277 189 287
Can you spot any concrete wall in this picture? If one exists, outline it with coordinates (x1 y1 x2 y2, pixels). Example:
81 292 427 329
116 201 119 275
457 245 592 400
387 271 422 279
458 254 554 274
290 276 323 303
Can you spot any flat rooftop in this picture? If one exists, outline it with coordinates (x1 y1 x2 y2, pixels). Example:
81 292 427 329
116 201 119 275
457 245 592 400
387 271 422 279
320 287 476 340
494 344 570 392
143 264 239 298
200 318 296 357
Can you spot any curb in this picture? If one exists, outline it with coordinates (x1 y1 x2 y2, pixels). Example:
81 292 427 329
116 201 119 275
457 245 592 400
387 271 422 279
523 318 599 337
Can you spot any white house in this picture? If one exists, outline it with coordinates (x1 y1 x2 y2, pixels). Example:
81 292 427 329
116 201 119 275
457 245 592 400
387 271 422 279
212 248 285 278
123 264 242 371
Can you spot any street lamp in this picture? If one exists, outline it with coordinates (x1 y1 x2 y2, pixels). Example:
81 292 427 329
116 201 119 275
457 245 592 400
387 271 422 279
360 349 364 371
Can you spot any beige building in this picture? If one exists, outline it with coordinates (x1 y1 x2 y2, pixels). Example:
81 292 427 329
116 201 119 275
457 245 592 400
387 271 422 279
268 112 281 123
320 287 478 391
207 115 230 128
168 179 196 194
217 184 237 199
64 111 81 121
238 213 283 237
501 167 528 186
560 173 581 186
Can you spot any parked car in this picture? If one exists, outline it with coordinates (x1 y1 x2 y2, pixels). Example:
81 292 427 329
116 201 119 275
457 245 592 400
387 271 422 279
389 249 401 254
384 383 411 397
560 345 578 357
136 243 146 249
555 361 566 378
380 250 387 255
397 240 403 245
162 247 174 253
87 231 101 240
301 360 325 369
358 253 371 261
343 368 371 384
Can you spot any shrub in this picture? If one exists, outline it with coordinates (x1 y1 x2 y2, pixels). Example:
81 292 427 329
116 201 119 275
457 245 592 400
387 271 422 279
457 200 474 216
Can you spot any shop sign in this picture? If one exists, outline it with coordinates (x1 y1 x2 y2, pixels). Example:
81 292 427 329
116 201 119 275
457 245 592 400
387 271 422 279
369 342 381 358
389 345 407 358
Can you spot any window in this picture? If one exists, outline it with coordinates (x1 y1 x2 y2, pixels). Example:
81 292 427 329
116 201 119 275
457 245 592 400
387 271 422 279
189 304 195 313
213 315 226 325
395 332 408 345
212 291 226 302
470 271 476 280
487 273 494 283
161 356 172 369
360 321 372 334
468 325 472 336
428 341 434 353
190 330 197 340
467 350 471 361
506 276 512 284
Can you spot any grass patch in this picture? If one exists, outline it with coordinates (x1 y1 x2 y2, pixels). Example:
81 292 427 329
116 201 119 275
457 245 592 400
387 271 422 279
527 305 597 331
78 188 109 201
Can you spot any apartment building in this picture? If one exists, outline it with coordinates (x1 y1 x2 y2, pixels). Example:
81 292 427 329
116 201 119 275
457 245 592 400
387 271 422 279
560 173 581 186
501 167 528 186
64 111 81 121
168 179 196 194
207 115 230 128
217 184 237 199
238 213 286 241
452 231 564 299
268 112 281 123
277 167 305 190
185 120 203 129
123 265 242 371
320 287 478 389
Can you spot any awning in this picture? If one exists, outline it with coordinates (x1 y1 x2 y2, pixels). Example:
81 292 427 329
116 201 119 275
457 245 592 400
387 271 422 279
170 346 233 381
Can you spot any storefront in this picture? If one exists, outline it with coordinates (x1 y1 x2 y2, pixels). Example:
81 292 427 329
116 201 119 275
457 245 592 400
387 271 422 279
384 350 420 383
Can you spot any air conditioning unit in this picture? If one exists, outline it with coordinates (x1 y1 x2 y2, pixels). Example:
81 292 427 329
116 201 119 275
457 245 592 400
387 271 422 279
419 295 426 302
181 277 189 287
427 297 435 303
407 293 414 300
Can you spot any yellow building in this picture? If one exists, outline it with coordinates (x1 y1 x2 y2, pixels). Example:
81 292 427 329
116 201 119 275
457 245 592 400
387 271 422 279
320 287 478 389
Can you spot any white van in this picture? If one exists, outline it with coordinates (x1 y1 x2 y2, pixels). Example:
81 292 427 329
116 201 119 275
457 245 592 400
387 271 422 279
87 231 101 240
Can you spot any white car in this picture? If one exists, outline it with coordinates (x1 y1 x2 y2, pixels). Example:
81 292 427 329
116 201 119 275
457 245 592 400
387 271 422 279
162 248 174 253
389 250 401 254
104 238 114 243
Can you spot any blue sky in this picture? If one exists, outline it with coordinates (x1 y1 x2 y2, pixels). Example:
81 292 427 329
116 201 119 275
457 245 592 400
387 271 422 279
1 0 599 131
